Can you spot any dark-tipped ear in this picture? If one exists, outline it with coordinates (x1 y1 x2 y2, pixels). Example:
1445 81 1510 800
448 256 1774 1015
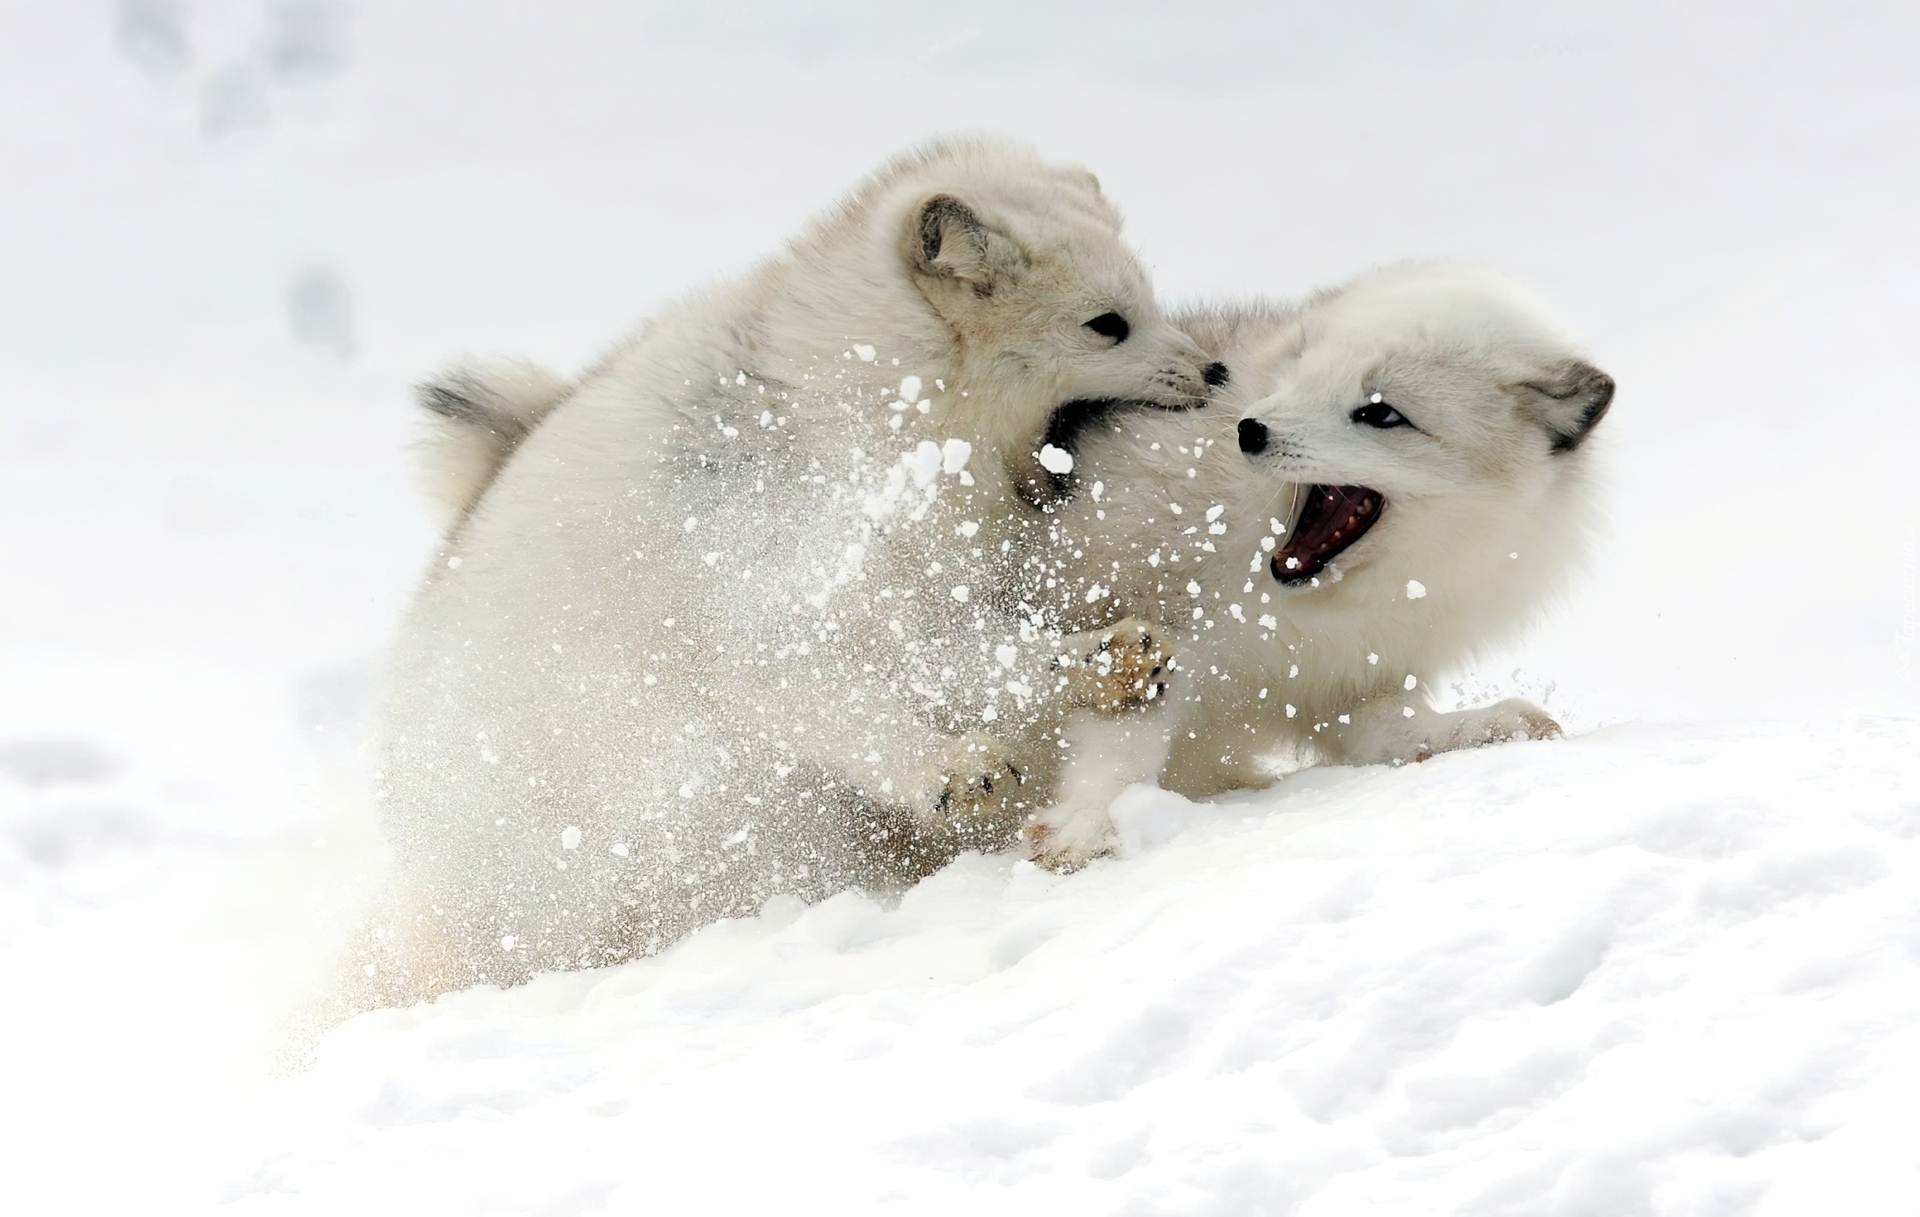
1063 166 1104 199
1522 359 1615 453
907 194 1028 296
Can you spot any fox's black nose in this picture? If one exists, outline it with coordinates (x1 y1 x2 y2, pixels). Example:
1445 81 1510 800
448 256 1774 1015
1203 362 1230 388
1237 417 1269 454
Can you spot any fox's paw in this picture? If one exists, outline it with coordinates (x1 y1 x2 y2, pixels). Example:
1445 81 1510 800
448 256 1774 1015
1021 804 1117 874
1420 698 1562 761
1058 619 1170 714
924 733 1031 845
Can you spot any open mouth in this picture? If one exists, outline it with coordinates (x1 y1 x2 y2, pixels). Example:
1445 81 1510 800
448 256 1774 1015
1272 484 1385 585
1045 396 1204 456
1034 396 1206 496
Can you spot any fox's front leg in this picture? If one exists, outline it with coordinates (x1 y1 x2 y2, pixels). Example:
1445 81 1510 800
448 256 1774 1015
1022 710 1174 873
1327 694 1561 766
1010 618 1176 873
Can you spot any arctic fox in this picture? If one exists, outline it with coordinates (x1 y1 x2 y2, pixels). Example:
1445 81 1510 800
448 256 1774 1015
1022 262 1614 868
369 139 1218 1001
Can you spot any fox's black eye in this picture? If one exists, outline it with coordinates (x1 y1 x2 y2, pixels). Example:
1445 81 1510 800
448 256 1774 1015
1351 399 1409 429
1084 312 1130 343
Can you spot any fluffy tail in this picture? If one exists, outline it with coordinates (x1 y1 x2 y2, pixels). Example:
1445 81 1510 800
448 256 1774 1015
413 357 572 528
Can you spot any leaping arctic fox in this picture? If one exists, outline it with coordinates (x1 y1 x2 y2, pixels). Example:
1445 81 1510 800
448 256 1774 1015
368 139 1221 1002
1022 262 1614 868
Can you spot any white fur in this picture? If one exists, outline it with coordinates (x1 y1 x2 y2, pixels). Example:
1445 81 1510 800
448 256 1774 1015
366 139 1211 1003
1022 262 1612 868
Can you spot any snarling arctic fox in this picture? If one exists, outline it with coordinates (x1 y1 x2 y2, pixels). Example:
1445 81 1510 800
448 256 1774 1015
1022 262 1614 868
367 139 1219 1001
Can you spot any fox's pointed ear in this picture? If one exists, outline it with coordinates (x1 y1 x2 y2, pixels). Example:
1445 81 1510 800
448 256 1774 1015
906 194 1029 299
1521 359 1615 453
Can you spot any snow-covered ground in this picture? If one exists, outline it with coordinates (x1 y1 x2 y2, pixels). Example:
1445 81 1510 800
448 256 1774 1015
2 3 1917 1213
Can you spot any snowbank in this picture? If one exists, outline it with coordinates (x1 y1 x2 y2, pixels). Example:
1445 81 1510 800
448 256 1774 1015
218 720 1920 1214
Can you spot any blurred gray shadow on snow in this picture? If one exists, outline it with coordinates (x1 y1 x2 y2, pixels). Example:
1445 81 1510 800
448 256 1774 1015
0 740 156 873
265 0 352 82
7 805 157 871
187 2 352 136
201 62 273 135
0 739 120 789
288 266 356 360
116 0 190 78
646 0 1601 90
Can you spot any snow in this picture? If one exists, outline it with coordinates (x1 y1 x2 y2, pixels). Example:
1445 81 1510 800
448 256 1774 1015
940 436 972 474
232 721 1920 1215
3 2 1919 1214
908 439 943 486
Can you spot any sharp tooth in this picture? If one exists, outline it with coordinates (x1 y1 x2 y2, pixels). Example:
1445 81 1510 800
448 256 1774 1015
1359 500 1374 514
